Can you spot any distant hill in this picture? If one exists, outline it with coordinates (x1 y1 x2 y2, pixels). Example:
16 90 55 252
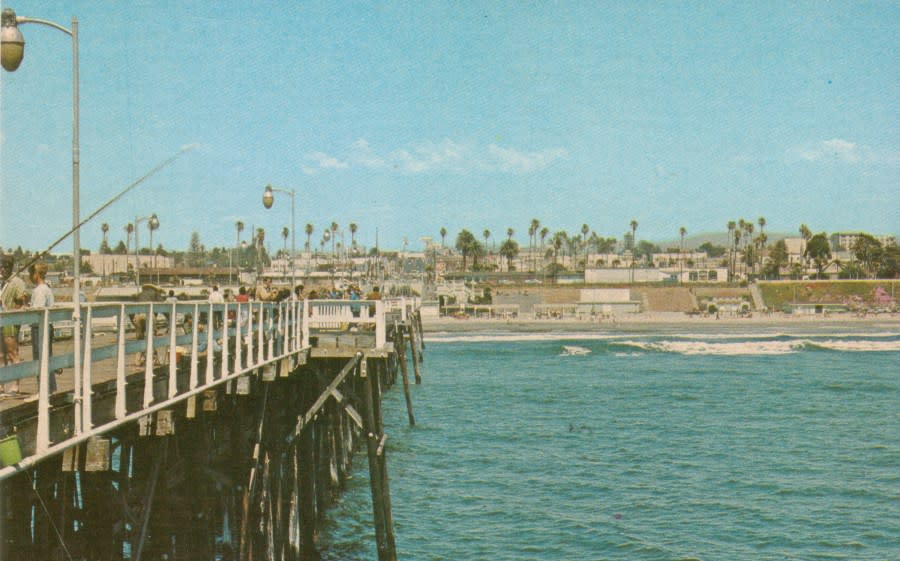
655 232 794 250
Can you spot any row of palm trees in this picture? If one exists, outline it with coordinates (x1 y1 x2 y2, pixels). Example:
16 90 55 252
441 218 653 273
98 221 163 257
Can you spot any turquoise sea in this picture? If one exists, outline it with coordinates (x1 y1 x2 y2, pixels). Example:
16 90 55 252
320 326 900 561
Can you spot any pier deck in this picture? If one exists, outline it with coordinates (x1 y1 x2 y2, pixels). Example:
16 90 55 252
0 297 424 560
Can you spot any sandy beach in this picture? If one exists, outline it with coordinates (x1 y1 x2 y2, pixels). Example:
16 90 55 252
422 312 900 334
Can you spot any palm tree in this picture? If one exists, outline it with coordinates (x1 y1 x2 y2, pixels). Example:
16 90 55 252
727 220 737 281
329 222 338 262
281 226 290 272
506 227 514 241
499 239 519 272
125 222 134 253
629 219 638 283
100 222 109 252
529 218 540 272
539 227 549 270
483 228 491 251
581 224 590 271
799 223 812 276
349 223 358 253
440 227 447 248
305 223 314 251
679 226 687 282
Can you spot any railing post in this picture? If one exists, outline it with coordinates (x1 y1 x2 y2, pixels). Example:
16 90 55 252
256 302 264 365
267 303 275 359
302 298 310 348
247 302 255 367
221 302 230 380
234 302 242 373
375 300 386 349
115 305 127 420
36 309 51 454
190 304 199 390
168 302 177 399
206 303 215 384
143 303 155 409
82 305 93 430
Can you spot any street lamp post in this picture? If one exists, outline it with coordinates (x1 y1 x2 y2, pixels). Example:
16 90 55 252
134 213 159 288
262 185 296 296
2 8 85 434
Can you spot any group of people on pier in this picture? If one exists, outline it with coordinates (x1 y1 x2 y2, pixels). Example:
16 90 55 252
1 256 60 398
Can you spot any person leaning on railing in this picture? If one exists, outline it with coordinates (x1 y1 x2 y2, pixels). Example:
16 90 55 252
1 255 29 394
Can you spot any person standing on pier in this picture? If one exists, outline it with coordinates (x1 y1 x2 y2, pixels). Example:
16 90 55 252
256 277 276 302
209 285 225 328
29 262 58 393
1 256 29 394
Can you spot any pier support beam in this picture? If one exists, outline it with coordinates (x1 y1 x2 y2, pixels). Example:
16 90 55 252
361 358 398 561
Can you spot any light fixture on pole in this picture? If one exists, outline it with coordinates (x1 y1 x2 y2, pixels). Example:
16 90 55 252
262 184 296 297
2 7 85 436
323 229 332 283
134 213 158 288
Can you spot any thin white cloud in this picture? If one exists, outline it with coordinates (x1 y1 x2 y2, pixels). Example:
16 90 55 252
486 144 568 174
785 138 898 164
306 151 349 169
304 138 567 175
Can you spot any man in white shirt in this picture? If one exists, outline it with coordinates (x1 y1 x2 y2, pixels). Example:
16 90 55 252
209 285 224 328
29 262 57 393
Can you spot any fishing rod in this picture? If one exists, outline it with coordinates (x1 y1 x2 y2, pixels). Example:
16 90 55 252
2 145 196 284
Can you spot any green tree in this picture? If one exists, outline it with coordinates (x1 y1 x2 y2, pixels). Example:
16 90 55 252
440 227 447 248
877 245 900 278
804 233 832 279
698 242 726 258
455 229 478 271
187 231 205 267
764 239 788 279
499 239 519 271
852 234 883 278
634 240 661 263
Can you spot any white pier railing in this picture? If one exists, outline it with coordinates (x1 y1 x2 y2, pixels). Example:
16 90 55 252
0 297 417 480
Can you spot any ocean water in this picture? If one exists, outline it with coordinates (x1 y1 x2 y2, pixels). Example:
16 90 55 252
320 327 900 561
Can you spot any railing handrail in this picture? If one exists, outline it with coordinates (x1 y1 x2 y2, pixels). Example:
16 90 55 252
0 296 421 478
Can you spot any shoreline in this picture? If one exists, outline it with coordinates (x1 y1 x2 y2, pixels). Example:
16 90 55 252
421 312 900 334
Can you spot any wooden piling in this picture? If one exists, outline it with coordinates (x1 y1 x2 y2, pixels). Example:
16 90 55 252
395 330 416 426
360 358 398 561
407 322 423 384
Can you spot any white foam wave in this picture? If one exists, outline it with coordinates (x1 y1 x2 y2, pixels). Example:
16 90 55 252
812 339 900 352
621 340 805 356
424 332 628 344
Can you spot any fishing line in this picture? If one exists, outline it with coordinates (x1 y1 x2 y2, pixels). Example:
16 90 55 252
3 145 196 284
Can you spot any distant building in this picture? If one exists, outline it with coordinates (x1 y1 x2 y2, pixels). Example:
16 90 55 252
84 254 174 276
829 232 896 252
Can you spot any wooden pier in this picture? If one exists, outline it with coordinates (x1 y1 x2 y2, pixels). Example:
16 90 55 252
0 297 425 560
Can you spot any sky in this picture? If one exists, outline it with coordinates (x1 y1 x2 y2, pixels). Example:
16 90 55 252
1 1 898 255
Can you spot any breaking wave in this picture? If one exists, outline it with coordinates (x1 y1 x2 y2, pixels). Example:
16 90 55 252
425 331 900 355
613 338 900 356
